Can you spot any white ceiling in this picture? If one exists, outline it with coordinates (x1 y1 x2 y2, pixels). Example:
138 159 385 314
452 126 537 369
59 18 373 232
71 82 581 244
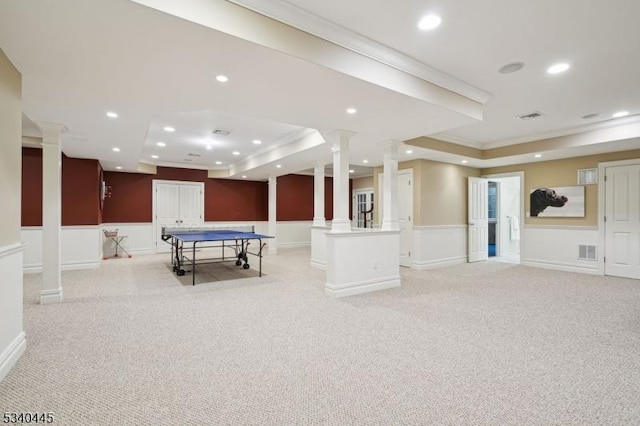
2 0 640 180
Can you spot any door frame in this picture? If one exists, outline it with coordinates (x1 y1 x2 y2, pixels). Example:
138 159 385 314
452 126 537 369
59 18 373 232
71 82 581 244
152 179 205 254
377 169 413 267
598 158 640 276
482 171 524 263
352 187 374 228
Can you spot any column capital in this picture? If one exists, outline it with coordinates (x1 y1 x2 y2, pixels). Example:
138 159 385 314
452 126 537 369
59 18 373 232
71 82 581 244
35 121 66 146
379 139 401 149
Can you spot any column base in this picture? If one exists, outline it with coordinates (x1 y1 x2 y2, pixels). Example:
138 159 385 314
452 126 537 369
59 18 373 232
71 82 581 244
312 218 327 227
330 219 351 232
40 288 63 304
381 219 400 231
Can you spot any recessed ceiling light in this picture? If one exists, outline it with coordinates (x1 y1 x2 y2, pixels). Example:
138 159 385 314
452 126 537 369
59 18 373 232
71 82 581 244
151 155 159 159
163 126 175 132
215 161 222 165
418 14 442 30
534 154 542 158
106 111 118 118
252 139 262 145
349 169 355 174
612 111 629 118
232 151 240 155
112 147 120 152
216 75 229 83
461 160 468 164
498 62 525 74
156 142 166 147
346 107 357 114
276 164 282 168
206 145 212 150
242 175 247 179
405 150 413 154
116 166 122 170
362 159 369 164
547 63 570 74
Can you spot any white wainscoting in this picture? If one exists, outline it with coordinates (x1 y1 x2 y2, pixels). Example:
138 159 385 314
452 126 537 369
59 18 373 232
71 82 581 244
102 223 155 256
310 225 329 269
412 225 468 269
522 225 601 274
22 226 102 273
276 221 312 248
0 243 26 383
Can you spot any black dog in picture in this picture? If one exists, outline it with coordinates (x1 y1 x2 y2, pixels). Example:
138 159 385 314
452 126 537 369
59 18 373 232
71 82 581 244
530 188 568 216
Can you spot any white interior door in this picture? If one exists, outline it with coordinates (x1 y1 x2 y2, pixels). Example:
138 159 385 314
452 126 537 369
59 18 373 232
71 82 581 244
378 170 413 267
605 164 640 279
153 181 204 254
179 184 203 226
468 177 489 262
398 172 413 267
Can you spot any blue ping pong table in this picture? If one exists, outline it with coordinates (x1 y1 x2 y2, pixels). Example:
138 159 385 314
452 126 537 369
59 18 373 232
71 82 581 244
163 229 273 285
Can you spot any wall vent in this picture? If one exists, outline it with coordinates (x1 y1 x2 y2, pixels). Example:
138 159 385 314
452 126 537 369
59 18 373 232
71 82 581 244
212 129 231 136
516 111 545 120
577 168 598 184
578 245 597 261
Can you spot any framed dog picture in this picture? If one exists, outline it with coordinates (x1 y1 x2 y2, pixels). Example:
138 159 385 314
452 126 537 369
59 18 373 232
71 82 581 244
530 186 585 217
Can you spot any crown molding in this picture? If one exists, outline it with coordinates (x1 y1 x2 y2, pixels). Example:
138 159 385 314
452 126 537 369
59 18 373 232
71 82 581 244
226 0 491 104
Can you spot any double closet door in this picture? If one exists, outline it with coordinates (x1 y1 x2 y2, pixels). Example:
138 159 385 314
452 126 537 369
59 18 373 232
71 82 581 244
153 180 204 253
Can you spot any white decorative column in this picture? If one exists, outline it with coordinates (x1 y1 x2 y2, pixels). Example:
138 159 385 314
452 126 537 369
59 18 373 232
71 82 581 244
310 161 329 269
313 161 326 227
38 122 65 304
268 176 277 254
381 140 400 231
328 130 355 232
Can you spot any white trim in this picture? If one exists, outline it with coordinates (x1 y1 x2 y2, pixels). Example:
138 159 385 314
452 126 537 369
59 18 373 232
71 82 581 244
412 256 467 270
0 243 26 259
277 241 310 248
225 0 490 104
327 230 401 238
325 275 401 298
310 260 326 270
413 225 467 230
0 332 26 383
525 225 599 231
522 259 600 275
40 288 63 305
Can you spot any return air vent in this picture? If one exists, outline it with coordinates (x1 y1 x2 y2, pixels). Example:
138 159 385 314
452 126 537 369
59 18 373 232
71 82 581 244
183 158 193 162
212 129 231 136
578 245 597 261
577 168 598 184
187 153 201 157
516 111 545 120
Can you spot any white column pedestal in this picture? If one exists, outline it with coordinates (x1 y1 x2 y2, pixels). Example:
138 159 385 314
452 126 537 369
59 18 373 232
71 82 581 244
325 230 401 297
38 122 65 304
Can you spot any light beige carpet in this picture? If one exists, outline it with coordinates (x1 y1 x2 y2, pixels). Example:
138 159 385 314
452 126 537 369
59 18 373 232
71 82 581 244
1 248 639 425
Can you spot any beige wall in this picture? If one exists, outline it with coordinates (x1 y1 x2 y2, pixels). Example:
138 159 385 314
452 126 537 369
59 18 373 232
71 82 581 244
351 176 374 191
0 48 21 246
482 149 640 226
374 159 480 226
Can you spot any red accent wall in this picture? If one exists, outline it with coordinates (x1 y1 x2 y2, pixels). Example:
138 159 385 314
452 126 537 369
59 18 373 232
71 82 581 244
22 148 43 226
103 166 268 223
276 174 341 221
22 148 101 226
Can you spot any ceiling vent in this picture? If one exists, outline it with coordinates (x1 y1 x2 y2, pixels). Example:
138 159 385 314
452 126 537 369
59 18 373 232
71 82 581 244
187 153 201 157
516 111 544 120
212 129 231 136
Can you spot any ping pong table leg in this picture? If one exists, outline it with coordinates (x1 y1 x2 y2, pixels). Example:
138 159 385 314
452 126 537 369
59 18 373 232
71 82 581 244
192 242 196 286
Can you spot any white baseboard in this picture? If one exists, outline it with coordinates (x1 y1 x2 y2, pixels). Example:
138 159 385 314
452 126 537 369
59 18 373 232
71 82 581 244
325 275 401 298
277 241 311 249
310 259 326 270
0 332 26 383
522 259 600 275
412 255 467 270
23 259 101 274
40 288 64 304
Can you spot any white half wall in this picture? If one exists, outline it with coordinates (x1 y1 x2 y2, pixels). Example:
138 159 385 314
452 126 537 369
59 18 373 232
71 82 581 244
326 230 401 297
0 244 26 382
276 221 312 248
412 225 467 269
522 226 600 274
22 226 102 273
310 225 329 269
